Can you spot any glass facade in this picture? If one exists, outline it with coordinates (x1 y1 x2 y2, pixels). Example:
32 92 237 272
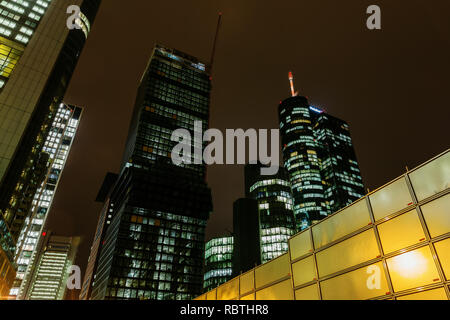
279 96 365 230
197 149 450 300
203 236 233 292
89 45 213 300
0 245 15 299
245 163 296 263
9 105 82 298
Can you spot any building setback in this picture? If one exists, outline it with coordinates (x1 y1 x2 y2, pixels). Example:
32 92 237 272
89 45 213 300
245 163 296 263
0 1 101 297
279 94 365 229
203 236 233 292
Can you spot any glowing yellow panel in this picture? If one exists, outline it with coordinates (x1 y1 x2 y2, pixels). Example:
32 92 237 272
370 178 413 221
312 199 371 249
255 254 290 289
397 287 448 300
295 284 319 300
409 151 450 201
289 230 312 261
217 278 238 300
434 238 450 280
316 229 380 277
195 294 206 300
386 246 441 292
292 255 316 287
240 293 255 300
321 262 390 300
421 194 450 238
206 289 217 300
239 270 254 295
377 210 426 254
255 280 293 300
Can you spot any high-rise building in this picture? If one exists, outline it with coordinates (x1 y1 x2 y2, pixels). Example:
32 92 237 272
89 45 213 300
0 0 101 296
79 172 117 300
245 163 296 263
232 198 261 276
279 79 365 229
10 105 82 297
19 231 80 300
203 236 233 292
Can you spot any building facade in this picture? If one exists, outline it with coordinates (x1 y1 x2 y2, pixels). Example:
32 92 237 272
197 149 450 300
245 163 296 263
89 45 213 300
19 232 79 300
10 105 82 297
203 236 233 292
279 96 365 229
232 198 261 277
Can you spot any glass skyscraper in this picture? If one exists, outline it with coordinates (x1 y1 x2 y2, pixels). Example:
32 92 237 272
89 45 213 300
10 105 82 298
279 96 365 229
203 236 233 292
0 0 101 298
245 163 296 263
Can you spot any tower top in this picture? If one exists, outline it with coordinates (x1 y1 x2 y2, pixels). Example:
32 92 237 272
288 71 299 97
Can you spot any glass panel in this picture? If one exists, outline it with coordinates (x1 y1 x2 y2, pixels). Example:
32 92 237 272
421 194 450 238
386 246 441 292
316 229 380 277
239 270 254 295
240 293 255 300
295 284 319 300
255 254 290 289
397 287 448 300
206 289 216 300
409 151 450 201
217 278 238 300
289 230 312 261
255 279 293 300
292 255 316 287
370 178 413 221
321 262 390 300
434 238 450 280
377 210 426 254
313 199 371 249
195 294 206 300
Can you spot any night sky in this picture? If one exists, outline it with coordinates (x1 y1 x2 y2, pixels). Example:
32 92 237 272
47 0 450 277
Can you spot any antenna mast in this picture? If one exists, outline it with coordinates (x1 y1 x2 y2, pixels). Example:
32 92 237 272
288 71 299 97
210 12 223 74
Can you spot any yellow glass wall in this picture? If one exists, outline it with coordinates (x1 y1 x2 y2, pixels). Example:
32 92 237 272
196 150 450 300
0 247 15 300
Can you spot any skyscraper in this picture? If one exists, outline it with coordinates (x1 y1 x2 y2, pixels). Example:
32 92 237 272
232 198 261 276
203 236 233 292
89 45 213 300
0 0 100 297
19 231 80 300
10 105 82 297
245 163 296 263
279 74 365 229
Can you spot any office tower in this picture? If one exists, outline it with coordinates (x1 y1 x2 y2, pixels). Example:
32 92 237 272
245 163 296 263
89 45 213 300
203 236 233 292
279 78 365 229
197 149 450 301
19 231 80 300
232 198 261 276
310 109 365 213
79 172 117 300
0 0 100 297
9 105 82 297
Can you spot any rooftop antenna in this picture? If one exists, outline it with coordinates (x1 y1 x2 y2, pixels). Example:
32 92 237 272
210 12 223 75
288 71 299 97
